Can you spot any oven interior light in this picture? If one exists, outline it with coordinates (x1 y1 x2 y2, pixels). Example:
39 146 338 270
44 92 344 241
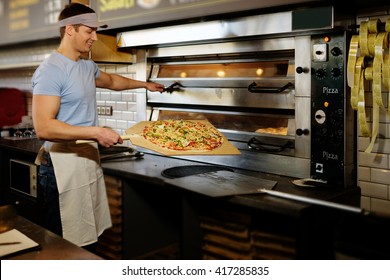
324 36 331 43
256 68 264 76
324 101 329 107
180 72 187 78
217 70 225 77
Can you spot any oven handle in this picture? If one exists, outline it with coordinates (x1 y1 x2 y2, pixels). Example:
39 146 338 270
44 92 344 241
248 82 294 93
248 137 293 153
163 82 184 93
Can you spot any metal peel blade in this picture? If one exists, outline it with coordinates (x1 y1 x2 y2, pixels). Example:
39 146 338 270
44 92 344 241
259 189 367 214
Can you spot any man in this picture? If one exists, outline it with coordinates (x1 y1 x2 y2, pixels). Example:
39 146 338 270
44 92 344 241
32 3 164 250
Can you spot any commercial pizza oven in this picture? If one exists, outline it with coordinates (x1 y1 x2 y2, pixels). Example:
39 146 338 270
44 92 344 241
117 7 356 187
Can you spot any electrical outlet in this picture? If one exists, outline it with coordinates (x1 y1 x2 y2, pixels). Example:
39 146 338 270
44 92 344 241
105 106 113 116
97 106 113 116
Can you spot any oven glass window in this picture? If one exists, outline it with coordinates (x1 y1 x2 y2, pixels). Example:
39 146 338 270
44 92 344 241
157 110 291 136
157 61 290 78
10 160 30 194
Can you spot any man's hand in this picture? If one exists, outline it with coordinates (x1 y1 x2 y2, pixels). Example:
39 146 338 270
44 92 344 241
96 127 124 148
145 81 164 93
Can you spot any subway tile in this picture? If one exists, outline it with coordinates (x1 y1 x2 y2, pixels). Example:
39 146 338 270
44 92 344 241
96 100 105 106
116 120 128 130
111 111 121 119
116 102 128 111
116 65 130 74
387 123 390 139
389 185 390 200
122 92 135 102
370 198 390 216
371 168 390 185
122 111 135 121
100 91 111 101
360 196 370 211
127 102 137 112
106 100 115 107
110 91 122 101
359 181 388 199
104 65 117 74
106 119 117 128
357 136 370 151
358 151 388 168
358 166 371 181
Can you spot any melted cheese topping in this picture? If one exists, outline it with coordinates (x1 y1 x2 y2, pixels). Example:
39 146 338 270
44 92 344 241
143 120 224 151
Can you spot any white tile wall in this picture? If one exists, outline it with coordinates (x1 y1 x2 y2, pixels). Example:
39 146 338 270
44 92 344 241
94 64 141 136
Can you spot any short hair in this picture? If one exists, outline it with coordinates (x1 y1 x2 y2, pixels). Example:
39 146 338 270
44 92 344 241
58 3 96 39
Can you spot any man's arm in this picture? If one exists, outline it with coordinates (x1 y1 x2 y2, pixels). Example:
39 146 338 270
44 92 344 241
32 94 122 147
95 71 164 92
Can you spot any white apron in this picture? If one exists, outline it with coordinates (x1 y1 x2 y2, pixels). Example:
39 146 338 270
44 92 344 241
36 142 112 247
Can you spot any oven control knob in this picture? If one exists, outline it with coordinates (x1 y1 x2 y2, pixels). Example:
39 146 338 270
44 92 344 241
331 68 341 78
331 47 342 56
315 69 326 79
315 109 326 124
296 128 309 136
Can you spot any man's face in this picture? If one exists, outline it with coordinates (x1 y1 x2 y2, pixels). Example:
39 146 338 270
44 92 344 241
73 25 98 53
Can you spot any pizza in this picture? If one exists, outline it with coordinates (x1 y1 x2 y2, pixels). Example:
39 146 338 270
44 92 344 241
143 120 224 151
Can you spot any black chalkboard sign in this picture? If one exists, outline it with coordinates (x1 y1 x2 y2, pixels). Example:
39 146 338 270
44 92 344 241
292 6 333 31
0 0 68 46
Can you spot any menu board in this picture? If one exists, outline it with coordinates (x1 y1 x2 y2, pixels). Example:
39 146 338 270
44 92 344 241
0 0 68 46
91 0 316 30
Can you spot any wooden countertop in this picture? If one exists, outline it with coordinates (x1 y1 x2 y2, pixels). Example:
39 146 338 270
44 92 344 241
0 205 102 260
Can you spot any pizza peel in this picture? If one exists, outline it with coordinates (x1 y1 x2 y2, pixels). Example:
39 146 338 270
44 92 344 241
163 168 367 212
76 134 132 144
77 120 241 156
164 170 277 197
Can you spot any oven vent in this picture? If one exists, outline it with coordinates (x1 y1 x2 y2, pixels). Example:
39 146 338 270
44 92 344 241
117 6 340 49
117 11 292 48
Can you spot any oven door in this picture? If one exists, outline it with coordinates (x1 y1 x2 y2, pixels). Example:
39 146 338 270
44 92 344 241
147 38 296 110
10 159 38 198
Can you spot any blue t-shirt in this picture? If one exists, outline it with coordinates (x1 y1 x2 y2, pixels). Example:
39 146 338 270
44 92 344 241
32 52 100 126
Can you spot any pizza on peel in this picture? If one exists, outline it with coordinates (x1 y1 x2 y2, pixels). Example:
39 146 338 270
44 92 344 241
143 120 224 151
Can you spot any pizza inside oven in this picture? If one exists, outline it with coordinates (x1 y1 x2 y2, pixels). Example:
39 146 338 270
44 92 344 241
143 120 224 151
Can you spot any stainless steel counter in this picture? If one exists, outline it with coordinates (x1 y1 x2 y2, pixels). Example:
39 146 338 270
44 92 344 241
0 138 361 217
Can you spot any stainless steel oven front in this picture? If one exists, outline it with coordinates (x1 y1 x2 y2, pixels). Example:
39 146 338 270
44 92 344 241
118 7 356 187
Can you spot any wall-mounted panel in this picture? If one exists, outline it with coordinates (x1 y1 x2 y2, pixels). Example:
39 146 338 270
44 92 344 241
90 0 318 30
0 0 68 46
